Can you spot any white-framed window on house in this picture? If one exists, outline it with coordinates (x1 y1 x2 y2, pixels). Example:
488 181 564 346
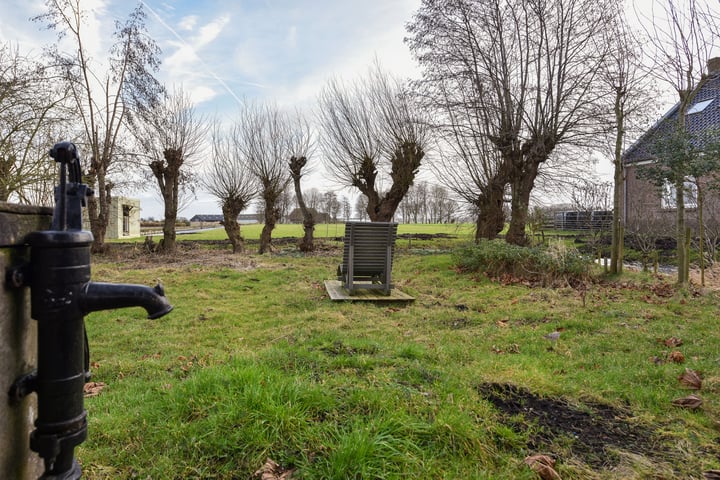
687 99 713 114
661 178 697 209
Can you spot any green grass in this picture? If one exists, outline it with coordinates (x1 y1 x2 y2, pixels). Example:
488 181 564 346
78 238 720 479
130 222 476 242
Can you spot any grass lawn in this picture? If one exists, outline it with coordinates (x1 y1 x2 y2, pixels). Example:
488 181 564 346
135 222 477 242
79 229 720 479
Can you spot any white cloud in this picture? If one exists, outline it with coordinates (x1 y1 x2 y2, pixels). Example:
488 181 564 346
195 14 230 47
178 15 197 31
164 42 199 74
189 85 218 105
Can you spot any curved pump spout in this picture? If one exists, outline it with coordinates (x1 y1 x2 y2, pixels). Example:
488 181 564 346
81 281 173 319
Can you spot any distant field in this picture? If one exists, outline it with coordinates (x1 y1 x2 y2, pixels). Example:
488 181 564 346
129 223 476 242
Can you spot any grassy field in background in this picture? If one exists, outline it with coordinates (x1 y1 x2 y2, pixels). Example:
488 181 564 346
78 236 720 479
134 222 477 242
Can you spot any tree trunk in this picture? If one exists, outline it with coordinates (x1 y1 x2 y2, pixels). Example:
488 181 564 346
506 162 539 246
290 156 315 252
259 188 280 254
364 142 424 222
475 181 506 241
259 208 278 254
161 202 177 253
374 200 400 222
698 185 705 286
151 148 183 255
87 168 110 253
610 90 625 275
675 176 687 285
299 217 315 251
0 158 9 201
222 201 244 253
364 190 383 221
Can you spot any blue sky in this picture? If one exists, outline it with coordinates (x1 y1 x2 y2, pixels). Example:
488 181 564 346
1 0 421 218
141 0 420 112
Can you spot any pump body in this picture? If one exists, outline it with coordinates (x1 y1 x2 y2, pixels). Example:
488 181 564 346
7 142 172 479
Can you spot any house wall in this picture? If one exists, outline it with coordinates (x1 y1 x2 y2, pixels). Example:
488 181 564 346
106 197 141 239
624 165 720 238
190 220 222 228
0 203 49 479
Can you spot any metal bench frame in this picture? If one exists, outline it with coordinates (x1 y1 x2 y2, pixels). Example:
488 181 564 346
337 221 398 295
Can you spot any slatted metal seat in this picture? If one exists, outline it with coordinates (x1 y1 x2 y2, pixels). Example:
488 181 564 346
337 221 398 295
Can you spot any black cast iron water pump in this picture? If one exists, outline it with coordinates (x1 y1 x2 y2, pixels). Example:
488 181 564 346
7 142 173 480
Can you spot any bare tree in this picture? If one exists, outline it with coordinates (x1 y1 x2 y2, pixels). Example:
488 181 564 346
429 184 455 223
0 44 68 203
287 111 317 252
401 181 429 223
323 191 341 222
355 195 369 221
317 62 430 221
302 188 319 211
237 101 292 254
407 3 509 239
132 86 207 253
341 196 352 221
204 121 257 253
407 0 616 245
34 2 163 251
596 9 656 274
626 204 666 272
570 179 613 256
635 0 720 284
435 133 508 239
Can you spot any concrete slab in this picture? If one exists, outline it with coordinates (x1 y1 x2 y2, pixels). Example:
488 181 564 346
324 280 415 302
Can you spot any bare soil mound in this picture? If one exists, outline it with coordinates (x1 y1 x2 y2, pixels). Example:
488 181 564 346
478 382 676 471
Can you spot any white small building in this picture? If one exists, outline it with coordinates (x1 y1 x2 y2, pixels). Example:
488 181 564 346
107 196 141 238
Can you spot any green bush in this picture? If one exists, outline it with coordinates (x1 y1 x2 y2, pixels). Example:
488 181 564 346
452 239 593 287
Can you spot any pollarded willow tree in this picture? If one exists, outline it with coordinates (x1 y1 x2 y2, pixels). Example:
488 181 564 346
131 86 207 254
34 2 163 252
406 0 618 245
204 121 257 253
317 63 430 222
286 110 316 252
424 72 509 240
236 100 292 254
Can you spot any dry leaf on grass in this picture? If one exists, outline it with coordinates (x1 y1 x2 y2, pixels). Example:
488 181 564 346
671 394 703 410
668 350 685 363
664 336 683 347
679 368 703 390
704 470 720 479
524 454 562 480
254 458 295 480
651 356 664 365
83 382 106 397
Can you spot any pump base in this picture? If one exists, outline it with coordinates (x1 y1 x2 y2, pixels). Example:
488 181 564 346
39 459 81 480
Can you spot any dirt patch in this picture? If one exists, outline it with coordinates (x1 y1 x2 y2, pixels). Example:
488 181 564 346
689 263 720 290
99 241 262 271
477 382 672 470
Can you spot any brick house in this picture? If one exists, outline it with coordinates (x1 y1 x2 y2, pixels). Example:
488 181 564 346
622 58 720 237
189 213 259 228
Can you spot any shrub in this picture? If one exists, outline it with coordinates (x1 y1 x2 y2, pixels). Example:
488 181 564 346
452 239 593 287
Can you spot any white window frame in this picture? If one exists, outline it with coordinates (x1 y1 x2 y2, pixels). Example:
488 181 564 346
687 99 713 114
661 178 697 210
